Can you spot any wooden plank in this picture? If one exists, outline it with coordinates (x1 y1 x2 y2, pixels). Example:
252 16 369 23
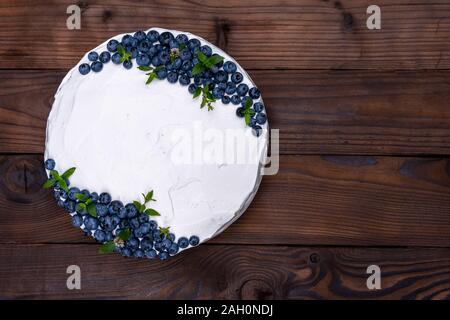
1 70 449 155
0 0 449 70
1 244 450 299
1 154 450 247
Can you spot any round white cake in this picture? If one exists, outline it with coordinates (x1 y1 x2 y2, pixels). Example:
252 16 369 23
44 27 268 259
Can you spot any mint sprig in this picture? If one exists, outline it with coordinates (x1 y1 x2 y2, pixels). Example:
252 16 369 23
42 167 76 192
192 52 224 76
159 226 171 238
242 97 255 125
99 228 131 254
117 45 132 63
193 84 216 111
138 65 161 85
75 193 96 217
133 190 161 216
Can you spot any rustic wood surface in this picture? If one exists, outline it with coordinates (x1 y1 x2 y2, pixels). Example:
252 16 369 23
0 0 449 300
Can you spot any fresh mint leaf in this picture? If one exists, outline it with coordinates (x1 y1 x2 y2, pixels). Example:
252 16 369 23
179 43 187 50
118 228 131 241
159 226 170 238
75 193 89 202
192 64 205 76
117 45 131 62
99 241 116 254
193 87 202 98
61 167 76 180
138 65 153 71
87 203 97 217
50 170 60 180
133 201 144 213
143 190 155 203
197 51 208 64
43 179 55 189
58 179 69 192
77 203 86 212
144 208 160 217
205 55 224 68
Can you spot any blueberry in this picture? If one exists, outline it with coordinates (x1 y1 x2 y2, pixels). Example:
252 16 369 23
54 190 62 200
181 61 193 72
159 31 174 45
123 60 133 70
72 214 83 227
188 38 201 51
44 159 56 170
139 223 151 236
249 117 257 127
125 203 138 218
168 58 182 70
146 249 158 259
176 34 189 44
256 112 267 125
177 237 189 248
151 56 160 67
119 219 129 229
136 53 150 66
91 61 103 73
138 214 149 224
167 71 178 83
99 51 111 63
180 49 192 61
127 237 140 249
88 51 99 62
225 82 236 95
134 249 145 258
169 39 180 49
236 107 245 117
231 95 241 105
107 39 120 52
129 217 140 230
137 40 151 53
179 74 190 86
231 72 243 84
102 216 116 231
121 247 132 257
200 45 212 57
253 102 264 112
162 238 172 250
108 200 123 215
236 83 249 96
84 216 99 230
223 61 237 73
252 125 263 137
140 238 153 251
214 70 228 83
134 31 147 42
99 192 111 205
153 230 162 242
147 30 159 42
221 95 231 104
84 229 92 237
79 189 90 198
68 187 80 201
149 220 158 230
112 53 121 64
189 235 200 246
212 87 225 99
78 63 91 75
95 204 108 217
154 241 163 251
168 243 179 255
210 65 219 74
121 34 133 46
249 87 261 99
105 231 114 241
158 51 170 65
159 251 169 260
57 199 65 208
168 233 176 241
94 230 106 242
156 67 167 80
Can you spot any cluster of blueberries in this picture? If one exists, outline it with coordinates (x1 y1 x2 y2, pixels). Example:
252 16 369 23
78 29 267 137
45 159 199 261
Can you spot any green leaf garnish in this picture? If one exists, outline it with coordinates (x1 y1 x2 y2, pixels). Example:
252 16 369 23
205 55 224 68
192 51 224 76
99 241 116 254
61 167 76 180
87 203 97 217
133 200 145 213
242 97 255 125
159 226 171 238
143 190 155 203
192 64 206 76
43 179 55 189
193 84 216 111
77 202 86 212
193 87 202 98
117 45 132 62
118 228 131 241
144 208 160 217
179 43 187 50
138 65 152 71
58 179 69 192
75 193 89 202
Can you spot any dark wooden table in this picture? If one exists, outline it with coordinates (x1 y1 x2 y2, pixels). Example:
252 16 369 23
1 0 450 299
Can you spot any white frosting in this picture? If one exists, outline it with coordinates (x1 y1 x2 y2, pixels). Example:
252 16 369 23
45 27 268 246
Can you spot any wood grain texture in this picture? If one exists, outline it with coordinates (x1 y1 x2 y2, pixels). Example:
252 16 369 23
1 70 449 155
1 244 450 299
0 0 449 70
2 154 450 247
